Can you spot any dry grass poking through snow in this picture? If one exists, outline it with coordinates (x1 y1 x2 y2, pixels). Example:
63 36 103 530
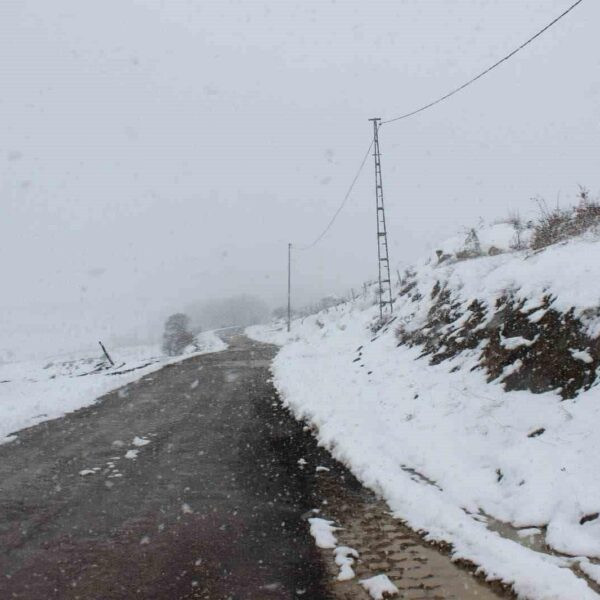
531 188 600 250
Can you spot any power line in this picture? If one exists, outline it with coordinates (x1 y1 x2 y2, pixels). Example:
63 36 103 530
381 0 585 125
295 139 374 251
292 0 584 252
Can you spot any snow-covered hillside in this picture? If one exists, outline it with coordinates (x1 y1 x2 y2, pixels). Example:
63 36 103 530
0 330 226 443
248 217 600 600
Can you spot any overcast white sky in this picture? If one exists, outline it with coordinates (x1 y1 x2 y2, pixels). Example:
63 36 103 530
1 0 598 359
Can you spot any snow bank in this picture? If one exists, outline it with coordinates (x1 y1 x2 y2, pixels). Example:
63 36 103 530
0 329 227 442
248 228 600 599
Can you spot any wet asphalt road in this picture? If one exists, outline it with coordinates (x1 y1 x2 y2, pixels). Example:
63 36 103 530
0 336 332 599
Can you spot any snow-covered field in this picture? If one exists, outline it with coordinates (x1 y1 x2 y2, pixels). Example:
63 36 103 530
248 225 600 600
0 330 226 443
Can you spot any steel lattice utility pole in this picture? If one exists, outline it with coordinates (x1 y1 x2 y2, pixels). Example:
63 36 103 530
369 118 393 322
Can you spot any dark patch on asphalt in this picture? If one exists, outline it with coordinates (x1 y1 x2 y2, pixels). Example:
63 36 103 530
0 336 335 599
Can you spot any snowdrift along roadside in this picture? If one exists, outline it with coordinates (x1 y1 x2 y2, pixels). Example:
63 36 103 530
0 330 226 443
248 226 600 600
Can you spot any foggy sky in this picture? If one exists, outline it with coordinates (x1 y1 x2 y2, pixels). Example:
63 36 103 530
1 0 598 360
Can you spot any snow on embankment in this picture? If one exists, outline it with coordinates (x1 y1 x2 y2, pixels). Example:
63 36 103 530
248 221 600 600
0 330 226 443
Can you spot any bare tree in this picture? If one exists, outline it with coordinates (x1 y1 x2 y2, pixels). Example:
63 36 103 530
162 313 194 356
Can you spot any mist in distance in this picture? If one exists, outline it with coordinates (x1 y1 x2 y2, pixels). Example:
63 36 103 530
1 0 597 360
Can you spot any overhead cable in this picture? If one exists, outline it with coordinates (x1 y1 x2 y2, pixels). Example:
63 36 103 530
382 0 585 125
295 139 374 251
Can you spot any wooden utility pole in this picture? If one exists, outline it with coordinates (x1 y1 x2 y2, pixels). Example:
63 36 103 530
287 243 292 332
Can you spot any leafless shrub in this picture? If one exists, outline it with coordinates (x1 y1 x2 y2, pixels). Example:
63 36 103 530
531 187 600 250
504 211 532 250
